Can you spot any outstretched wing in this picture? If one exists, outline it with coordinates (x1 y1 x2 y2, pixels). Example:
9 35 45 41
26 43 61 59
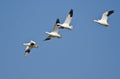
64 9 73 24
101 10 114 21
24 47 30 56
53 18 60 33
23 43 30 46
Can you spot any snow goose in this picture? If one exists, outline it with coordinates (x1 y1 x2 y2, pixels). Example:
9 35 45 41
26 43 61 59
57 9 73 30
23 40 38 56
93 10 114 26
44 19 62 41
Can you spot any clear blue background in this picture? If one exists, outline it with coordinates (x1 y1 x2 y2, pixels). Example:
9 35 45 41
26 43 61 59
0 0 120 79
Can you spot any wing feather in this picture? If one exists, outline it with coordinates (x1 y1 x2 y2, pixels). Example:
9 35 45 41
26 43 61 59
53 19 60 33
101 10 114 21
64 9 73 24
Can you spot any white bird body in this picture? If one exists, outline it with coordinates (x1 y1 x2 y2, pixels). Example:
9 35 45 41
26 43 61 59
58 23 73 30
44 19 62 41
58 9 73 30
23 40 38 56
45 32 61 38
93 19 109 26
93 10 114 26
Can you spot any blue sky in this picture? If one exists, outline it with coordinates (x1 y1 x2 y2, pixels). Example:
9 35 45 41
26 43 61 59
0 0 120 79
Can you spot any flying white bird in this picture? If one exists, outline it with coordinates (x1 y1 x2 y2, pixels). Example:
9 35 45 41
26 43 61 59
57 9 73 30
44 18 62 41
23 40 38 56
93 10 114 26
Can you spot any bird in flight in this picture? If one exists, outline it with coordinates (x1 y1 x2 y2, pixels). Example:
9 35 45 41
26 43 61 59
93 10 114 26
44 18 62 41
23 40 38 56
57 9 73 30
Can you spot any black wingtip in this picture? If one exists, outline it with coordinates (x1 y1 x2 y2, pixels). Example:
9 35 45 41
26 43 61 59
56 18 60 24
59 27 65 29
24 50 30 56
107 10 114 16
44 38 51 41
110 10 114 13
69 9 73 17
25 49 30 53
